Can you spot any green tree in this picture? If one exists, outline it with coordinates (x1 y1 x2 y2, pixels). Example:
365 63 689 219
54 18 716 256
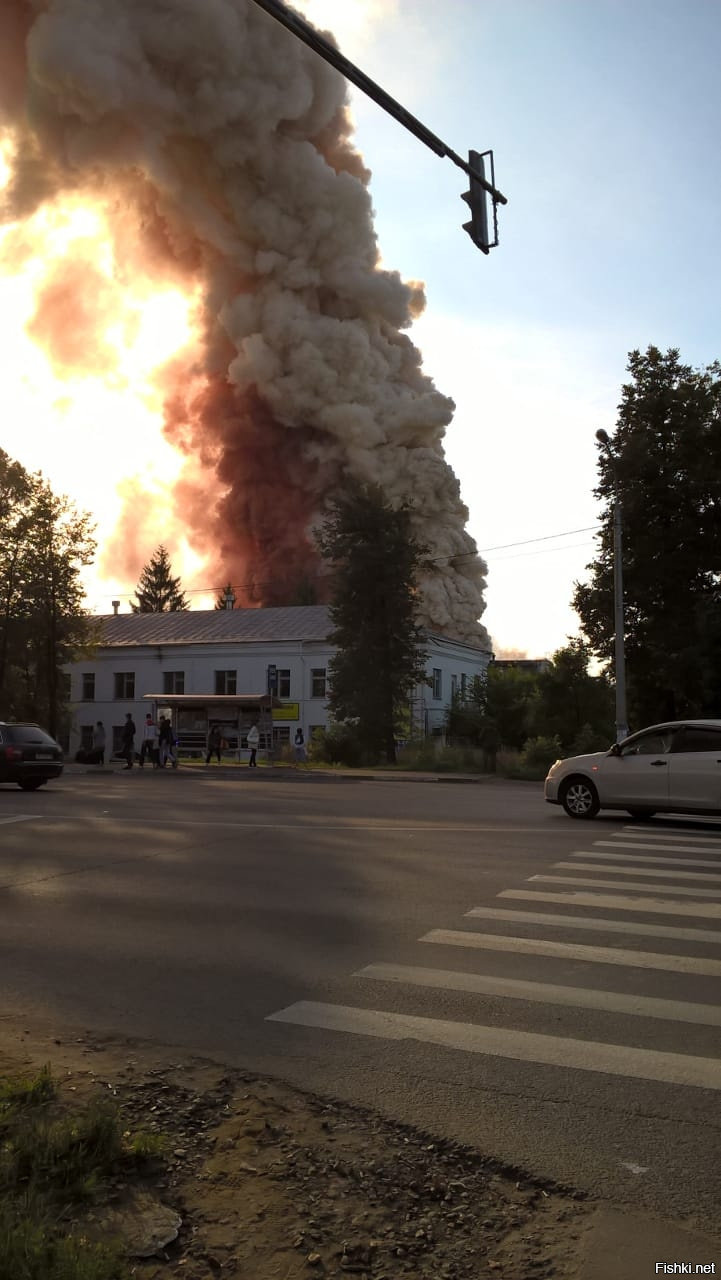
0 450 97 736
528 638 614 753
131 545 188 613
573 346 721 725
485 664 541 751
316 485 428 764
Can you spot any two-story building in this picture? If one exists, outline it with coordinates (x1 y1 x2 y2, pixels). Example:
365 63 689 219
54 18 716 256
66 605 491 758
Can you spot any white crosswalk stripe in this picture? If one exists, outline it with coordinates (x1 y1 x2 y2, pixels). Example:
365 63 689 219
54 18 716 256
266 821 721 1094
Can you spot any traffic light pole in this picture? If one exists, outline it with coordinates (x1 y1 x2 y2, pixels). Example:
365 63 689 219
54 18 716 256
249 0 507 209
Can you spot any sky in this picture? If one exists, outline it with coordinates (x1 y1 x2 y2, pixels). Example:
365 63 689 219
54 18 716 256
2 0 720 656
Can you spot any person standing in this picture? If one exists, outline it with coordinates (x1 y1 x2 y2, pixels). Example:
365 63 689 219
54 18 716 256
121 713 136 770
158 717 174 768
139 713 158 768
246 722 260 767
205 724 222 765
294 727 306 764
92 721 106 766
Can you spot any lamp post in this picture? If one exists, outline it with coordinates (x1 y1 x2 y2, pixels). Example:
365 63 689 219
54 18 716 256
596 429 629 742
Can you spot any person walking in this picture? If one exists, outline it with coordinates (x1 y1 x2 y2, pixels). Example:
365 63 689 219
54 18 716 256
205 724 222 765
92 721 106 766
294 727 306 764
158 717 174 768
246 721 259 767
121 713 136 770
139 713 158 768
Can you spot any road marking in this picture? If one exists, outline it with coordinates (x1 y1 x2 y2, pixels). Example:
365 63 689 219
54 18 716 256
501 889 721 918
622 823 721 836
530 874 721 897
354 962 721 1027
571 850 721 870
265 1002 721 1091
422 928 721 974
598 839 721 856
555 861 721 882
0 815 36 826
619 828 721 843
464 905 721 944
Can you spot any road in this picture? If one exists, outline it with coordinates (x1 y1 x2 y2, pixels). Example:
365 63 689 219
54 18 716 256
1 768 720 1229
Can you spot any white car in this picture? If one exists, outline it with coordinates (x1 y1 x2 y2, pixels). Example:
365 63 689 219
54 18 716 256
544 720 721 819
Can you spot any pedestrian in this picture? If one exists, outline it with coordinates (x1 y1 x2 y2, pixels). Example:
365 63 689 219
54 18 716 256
158 717 175 768
246 721 260 767
92 720 106 766
139 713 159 768
121 712 136 770
294 727 306 764
205 724 222 765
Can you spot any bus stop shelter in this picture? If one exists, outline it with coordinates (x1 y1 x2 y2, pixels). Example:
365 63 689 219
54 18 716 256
142 693 283 760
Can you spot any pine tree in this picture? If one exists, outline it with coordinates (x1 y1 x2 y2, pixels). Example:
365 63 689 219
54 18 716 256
131 546 188 613
316 485 428 764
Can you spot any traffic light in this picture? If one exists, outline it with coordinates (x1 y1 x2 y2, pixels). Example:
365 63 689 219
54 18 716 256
461 149 491 253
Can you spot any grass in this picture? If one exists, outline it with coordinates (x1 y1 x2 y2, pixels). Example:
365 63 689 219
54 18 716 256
0 1065 166 1280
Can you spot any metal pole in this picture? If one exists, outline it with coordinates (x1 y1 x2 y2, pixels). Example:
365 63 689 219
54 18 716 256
596 429 628 742
612 496 629 742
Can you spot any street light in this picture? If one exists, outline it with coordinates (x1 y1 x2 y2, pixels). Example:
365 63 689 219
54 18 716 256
596 429 629 742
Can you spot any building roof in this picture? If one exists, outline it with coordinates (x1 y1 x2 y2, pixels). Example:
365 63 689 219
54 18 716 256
93 606 332 646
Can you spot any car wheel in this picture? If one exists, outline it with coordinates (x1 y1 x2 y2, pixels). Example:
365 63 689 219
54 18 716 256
18 780 46 791
627 809 656 819
560 776 600 819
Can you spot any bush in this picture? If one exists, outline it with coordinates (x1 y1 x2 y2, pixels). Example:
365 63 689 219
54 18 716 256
396 742 489 773
569 722 613 756
520 734 563 774
309 721 364 767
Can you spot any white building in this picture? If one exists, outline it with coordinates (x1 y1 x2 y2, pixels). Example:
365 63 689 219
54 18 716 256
66 605 491 758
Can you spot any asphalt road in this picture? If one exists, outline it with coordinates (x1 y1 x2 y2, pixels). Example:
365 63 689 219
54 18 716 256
1 767 720 1229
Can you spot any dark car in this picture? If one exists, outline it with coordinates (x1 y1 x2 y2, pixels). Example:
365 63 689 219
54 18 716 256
0 722 64 790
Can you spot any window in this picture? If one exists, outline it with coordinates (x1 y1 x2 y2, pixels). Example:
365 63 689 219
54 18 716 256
460 673 467 698
621 730 672 757
81 673 95 701
451 674 458 699
215 670 236 695
80 725 94 750
672 726 721 753
163 671 185 695
273 726 291 747
311 668 326 699
114 672 135 699
111 725 125 758
278 669 291 698
432 668 442 700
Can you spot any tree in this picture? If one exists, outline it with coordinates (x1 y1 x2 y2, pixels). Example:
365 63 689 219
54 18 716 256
316 485 429 764
131 546 188 613
527 638 614 753
214 582 236 610
573 346 721 726
0 450 97 736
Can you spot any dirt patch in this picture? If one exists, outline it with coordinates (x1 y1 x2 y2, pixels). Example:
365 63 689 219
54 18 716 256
0 1021 591 1279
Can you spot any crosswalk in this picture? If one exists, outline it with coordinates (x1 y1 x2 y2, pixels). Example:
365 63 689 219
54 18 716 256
266 821 721 1093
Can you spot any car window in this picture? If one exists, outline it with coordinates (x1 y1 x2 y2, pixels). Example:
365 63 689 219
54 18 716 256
671 726 721 753
4 726 58 746
620 730 672 757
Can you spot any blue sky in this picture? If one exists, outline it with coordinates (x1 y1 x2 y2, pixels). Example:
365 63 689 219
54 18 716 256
301 0 721 655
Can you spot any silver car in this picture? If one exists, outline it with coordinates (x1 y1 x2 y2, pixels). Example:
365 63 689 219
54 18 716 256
544 720 721 819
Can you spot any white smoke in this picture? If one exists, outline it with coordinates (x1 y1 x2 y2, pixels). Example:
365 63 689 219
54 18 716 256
1 0 489 645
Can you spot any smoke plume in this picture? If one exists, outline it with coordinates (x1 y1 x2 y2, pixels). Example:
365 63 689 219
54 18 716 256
0 0 489 645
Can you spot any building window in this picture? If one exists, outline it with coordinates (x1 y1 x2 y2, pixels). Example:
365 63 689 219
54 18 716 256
215 670 236 695
460 673 467 698
111 725 125 758
114 672 135 699
311 668 326 699
432 668 442 700
80 724 94 750
273 726 291 747
163 671 185 695
278 669 291 698
451 675 458 699
81 673 95 701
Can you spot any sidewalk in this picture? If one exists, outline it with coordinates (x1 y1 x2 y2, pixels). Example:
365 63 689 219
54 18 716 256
63 761 506 784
